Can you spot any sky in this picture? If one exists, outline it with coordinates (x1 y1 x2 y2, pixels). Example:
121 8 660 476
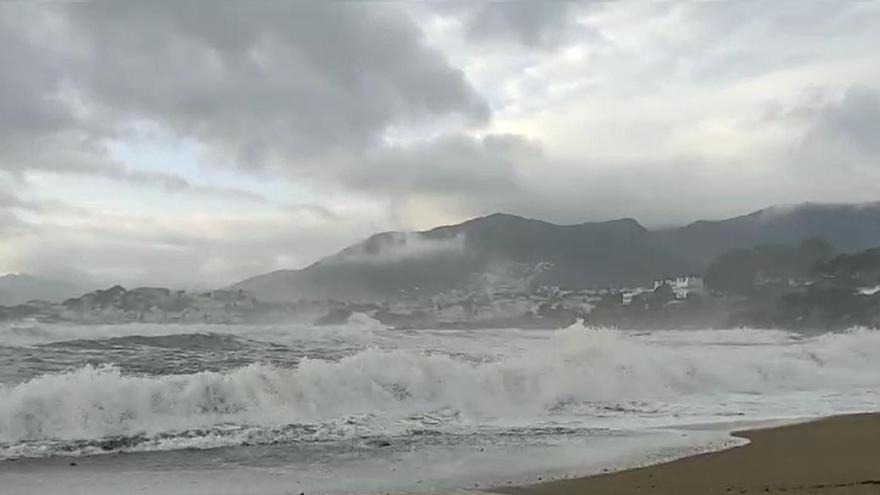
1 1 880 287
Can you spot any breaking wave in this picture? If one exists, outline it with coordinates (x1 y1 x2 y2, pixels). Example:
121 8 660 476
2 324 879 458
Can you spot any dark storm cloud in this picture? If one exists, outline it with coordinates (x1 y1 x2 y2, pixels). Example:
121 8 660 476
0 9 268 204
63 2 489 168
0 1 494 283
0 24 71 140
0 2 488 177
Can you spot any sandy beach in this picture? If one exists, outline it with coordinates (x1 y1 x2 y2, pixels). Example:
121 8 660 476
502 413 880 495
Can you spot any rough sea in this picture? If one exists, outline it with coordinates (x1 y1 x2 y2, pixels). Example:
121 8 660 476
1 316 879 494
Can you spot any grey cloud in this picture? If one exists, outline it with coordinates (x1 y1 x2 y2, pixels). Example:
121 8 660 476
3 207 386 287
1 2 489 196
341 133 538 198
333 113 880 231
314 129 764 228
4 0 880 287
441 1 583 48
470 2 571 46
0 171 375 286
0 12 73 140
0 183 24 209
63 2 489 167
0 181 69 215
110 168 270 203
0 211 26 237
0 181 94 227
0 184 30 236
0 194 69 215
325 131 751 227
1 135 269 203
781 86 880 174
683 2 880 86
809 87 880 154
281 203 338 221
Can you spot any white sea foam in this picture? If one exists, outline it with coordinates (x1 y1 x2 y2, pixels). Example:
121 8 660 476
2 323 879 459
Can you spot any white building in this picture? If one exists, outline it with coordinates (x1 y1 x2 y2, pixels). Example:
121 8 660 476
653 276 705 299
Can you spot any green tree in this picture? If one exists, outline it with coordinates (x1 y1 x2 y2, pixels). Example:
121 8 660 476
800 237 833 261
652 281 676 304
705 249 758 295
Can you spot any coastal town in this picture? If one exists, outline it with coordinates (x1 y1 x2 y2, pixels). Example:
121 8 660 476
2 258 877 331
0 275 705 327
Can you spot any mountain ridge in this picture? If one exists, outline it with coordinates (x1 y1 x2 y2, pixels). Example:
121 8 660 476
234 201 880 302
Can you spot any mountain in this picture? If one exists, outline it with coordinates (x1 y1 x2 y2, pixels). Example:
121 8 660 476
656 202 880 267
236 214 693 301
0 273 90 306
234 202 880 302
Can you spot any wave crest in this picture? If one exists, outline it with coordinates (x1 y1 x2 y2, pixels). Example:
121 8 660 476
2 325 880 457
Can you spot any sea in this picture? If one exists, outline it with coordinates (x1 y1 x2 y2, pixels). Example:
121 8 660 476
1 316 879 494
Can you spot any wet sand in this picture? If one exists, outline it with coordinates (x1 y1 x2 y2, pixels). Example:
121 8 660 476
501 413 880 494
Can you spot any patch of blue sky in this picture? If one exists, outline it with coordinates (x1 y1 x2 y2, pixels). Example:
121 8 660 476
102 120 319 209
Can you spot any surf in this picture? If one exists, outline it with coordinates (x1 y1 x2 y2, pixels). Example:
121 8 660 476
2 324 879 459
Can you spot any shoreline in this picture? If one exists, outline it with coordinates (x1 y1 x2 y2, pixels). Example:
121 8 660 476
497 412 880 494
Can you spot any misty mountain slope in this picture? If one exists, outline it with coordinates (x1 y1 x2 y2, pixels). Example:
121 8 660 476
234 213 693 301
661 202 880 266
0 274 89 306
234 202 880 302
444 214 693 289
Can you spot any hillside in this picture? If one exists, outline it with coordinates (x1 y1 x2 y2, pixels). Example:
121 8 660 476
234 202 880 302
657 202 880 266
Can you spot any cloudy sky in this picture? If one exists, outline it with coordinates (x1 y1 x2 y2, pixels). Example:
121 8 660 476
1 1 879 287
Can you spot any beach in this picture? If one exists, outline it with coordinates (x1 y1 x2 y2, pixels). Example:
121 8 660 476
504 413 880 495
